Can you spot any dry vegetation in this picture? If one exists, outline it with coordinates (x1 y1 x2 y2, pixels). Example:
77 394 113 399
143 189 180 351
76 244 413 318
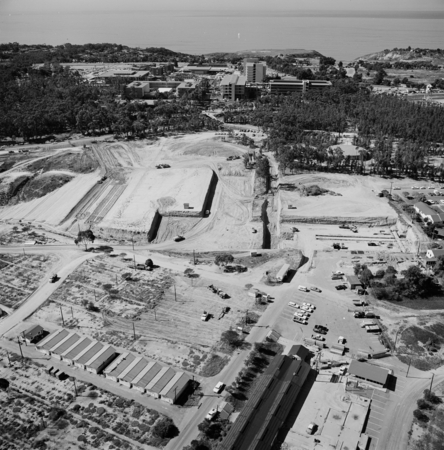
0 253 59 309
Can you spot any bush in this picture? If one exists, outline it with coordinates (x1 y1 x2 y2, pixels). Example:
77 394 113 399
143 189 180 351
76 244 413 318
423 389 442 404
413 409 429 422
56 419 69 429
78 435 87 442
152 418 179 439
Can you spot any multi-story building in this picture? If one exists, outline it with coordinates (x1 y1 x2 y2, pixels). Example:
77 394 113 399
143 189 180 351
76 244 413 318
244 59 266 83
220 74 246 101
269 78 332 95
124 80 182 98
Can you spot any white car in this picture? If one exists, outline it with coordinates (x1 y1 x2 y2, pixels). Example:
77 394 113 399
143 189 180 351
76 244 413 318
288 302 301 309
293 317 308 325
298 285 309 292
412 186 419 189
213 382 225 394
420 186 427 189
301 305 314 313
303 302 315 309
332 271 344 276
294 311 308 319
310 286 321 293
206 408 218 421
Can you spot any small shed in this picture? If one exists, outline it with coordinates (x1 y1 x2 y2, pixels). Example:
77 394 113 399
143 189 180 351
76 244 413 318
345 275 363 290
22 324 47 344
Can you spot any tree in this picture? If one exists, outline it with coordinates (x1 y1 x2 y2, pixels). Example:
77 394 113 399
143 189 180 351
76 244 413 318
221 329 242 349
360 268 373 285
424 389 442 404
375 269 385 278
0 378 9 390
215 254 234 266
152 417 179 439
417 398 432 410
413 409 429 423
145 258 153 268
75 229 95 250
256 156 270 179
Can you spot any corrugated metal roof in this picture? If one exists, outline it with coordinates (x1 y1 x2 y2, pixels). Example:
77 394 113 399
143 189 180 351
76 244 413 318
108 353 136 378
63 337 92 360
88 346 117 370
349 360 389 385
134 362 162 388
52 334 80 355
217 353 311 450
121 358 149 383
41 329 69 350
76 342 103 365
150 367 176 394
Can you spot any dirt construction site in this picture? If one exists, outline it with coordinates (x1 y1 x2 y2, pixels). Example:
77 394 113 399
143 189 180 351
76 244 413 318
2 131 444 450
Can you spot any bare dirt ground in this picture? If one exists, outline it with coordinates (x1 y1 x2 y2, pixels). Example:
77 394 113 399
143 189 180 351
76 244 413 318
28 253 264 374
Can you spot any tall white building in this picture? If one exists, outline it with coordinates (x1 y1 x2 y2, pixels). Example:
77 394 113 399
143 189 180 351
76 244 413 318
244 59 266 83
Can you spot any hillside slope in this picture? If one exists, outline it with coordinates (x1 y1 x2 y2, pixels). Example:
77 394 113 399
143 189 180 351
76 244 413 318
355 48 444 65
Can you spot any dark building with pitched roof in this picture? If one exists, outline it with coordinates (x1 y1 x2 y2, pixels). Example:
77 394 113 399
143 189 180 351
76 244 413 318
217 351 311 450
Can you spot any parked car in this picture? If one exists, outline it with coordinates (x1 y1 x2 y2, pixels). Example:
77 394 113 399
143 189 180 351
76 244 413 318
310 286 321 293
288 302 300 309
174 235 185 242
335 285 347 290
332 271 344 276
301 305 314 313
294 312 309 319
311 334 325 341
213 382 225 394
298 285 309 292
354 311 365 318
201 311 209 321
313 325 327 334
368 242 377 246
206 408 218 421
303 302 315 309
293 317 308 325
307 423 317 435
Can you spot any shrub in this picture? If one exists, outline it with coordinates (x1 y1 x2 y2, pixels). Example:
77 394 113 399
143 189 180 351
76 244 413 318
78 435 87 442
56 419 69 429
152 418 179 439
413 409 429 422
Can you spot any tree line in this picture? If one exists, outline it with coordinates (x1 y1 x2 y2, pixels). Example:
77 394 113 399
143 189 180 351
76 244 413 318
0 67 221 141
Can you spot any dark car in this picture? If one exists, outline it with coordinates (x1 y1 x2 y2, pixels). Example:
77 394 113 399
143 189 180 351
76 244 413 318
313 325 327 334
354 312 365 318
368 243 377 247
335 285 347 290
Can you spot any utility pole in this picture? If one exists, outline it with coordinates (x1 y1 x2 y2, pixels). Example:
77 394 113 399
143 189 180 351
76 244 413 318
22 331 27 346
430 373 435 392
406 357 412 377
73 378 78 397
174 284 177 302
133 255 136 271
71 307 74 319
193 250 196 266
17 337 24 360
393 328 400 354
390 181 393 196
6 351 11 367
132 322 136 340
60 305 65 326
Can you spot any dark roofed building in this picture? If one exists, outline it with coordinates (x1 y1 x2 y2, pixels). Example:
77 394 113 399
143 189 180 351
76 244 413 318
345 275 363 290
22 324 47 344
217 352 311 450
288 344 310 362
348 360 391 387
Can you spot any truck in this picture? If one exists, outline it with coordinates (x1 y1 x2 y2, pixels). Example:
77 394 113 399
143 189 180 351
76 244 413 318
352 299 367 307
276 263 290 282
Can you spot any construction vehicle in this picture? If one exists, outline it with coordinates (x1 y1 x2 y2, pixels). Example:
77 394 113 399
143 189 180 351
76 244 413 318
201 311 210 321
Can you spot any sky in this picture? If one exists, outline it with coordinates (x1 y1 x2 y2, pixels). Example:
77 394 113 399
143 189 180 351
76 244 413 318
2 0 444 12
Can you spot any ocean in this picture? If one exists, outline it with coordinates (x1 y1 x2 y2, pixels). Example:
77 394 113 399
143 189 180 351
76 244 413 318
1 9 443 61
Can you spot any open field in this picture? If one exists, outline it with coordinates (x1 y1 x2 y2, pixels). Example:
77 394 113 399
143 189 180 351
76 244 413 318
0 253 59 309
31 254 264 372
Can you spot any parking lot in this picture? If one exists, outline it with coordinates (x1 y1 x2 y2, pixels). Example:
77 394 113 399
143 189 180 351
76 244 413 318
273 251 387 357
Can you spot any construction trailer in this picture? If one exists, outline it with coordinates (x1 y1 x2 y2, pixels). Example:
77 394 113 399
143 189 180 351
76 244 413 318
276 264 290 282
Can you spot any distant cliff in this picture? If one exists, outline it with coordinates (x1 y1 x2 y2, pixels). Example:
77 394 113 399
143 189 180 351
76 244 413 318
205 49 323 60
355 47 444 65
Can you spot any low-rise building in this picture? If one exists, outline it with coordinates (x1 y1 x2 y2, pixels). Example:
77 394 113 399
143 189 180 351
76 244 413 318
348 360 391 388
217 351 311 450
414 202 444 223
124 80 182 99
61 337 92 365
86 345 118 374
51 333 81 360
74 341 103 370
22 324 47 344
345 275 363 290
37 329 70 355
